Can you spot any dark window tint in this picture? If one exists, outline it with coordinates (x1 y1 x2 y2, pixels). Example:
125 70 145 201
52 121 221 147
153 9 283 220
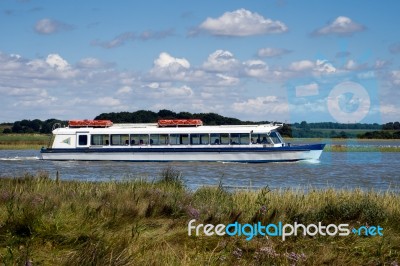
78 135 88 146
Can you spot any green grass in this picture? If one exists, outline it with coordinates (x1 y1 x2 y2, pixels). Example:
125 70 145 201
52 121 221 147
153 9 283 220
326 145 400 152
0 134 50 150
0 170 399 265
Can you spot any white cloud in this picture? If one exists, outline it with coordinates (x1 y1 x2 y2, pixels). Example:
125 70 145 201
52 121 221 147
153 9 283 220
313 16 365 36
46 54 70 71
202 50 239 72
116 86 132 95
243 60 269 78
163 85 193 97
257 47 291 58
289 60 314 71
315 60 336 73
198 9 288 36
34 18 73 35
77 58 111 69
154 52 190 69
381 104 400 115
289 59 336 74
149 52 191 81
93 97 121 107
215 73 240 86
1 50 399 123
233 96 289 115
295 83 319 97
391 70 400 86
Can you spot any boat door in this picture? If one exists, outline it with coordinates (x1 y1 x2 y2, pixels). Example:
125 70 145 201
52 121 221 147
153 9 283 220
76 132 90 148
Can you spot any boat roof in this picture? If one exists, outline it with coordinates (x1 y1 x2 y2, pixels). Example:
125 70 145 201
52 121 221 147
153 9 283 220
53 122 282 134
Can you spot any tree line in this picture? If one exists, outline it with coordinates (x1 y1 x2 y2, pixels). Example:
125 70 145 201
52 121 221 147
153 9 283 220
1 109 400 139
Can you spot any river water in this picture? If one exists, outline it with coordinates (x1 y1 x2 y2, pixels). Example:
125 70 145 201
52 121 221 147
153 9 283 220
0 141 399 192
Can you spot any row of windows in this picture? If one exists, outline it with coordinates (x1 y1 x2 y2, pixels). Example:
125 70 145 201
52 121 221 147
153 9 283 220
84 132 282 146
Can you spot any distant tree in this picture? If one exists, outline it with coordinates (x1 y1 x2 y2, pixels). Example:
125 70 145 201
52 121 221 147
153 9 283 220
177 112 193 119
12 122 23 133
157 109 177 119
278 124 292 137
300 121 309 130
2 128 11 134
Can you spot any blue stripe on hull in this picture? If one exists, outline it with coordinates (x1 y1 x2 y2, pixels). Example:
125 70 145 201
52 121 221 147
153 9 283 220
41 144 325 154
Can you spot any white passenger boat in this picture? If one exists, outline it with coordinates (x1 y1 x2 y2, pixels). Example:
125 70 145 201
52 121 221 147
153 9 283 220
40 119 325 162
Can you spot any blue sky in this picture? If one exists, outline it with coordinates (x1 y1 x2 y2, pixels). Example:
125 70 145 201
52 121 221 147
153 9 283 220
1 0 399 123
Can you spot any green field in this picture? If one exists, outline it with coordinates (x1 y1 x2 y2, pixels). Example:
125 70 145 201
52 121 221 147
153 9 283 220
0 170 399 265
0 134 50 149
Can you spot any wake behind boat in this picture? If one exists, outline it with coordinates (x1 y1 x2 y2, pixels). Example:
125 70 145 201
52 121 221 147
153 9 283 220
40 119 325 162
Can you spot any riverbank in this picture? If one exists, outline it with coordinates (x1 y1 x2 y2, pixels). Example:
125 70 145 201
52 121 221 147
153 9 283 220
0 170 399 265
0 134 49 150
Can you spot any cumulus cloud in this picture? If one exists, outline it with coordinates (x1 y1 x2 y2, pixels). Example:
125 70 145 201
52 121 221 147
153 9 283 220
161 85 193 98
46 54 70 71
202 50 239 72
77 58 113 69
295 82 319 97
289 59 336 74
233 96 289 115
34 18 73 35
315 60 336 73
257 47 291 58
149 52 191 81
154 52 190 69
313 16 365 36
215 73 240 86
243 60 269 78
197 9 288 36
289 60 314 71
116 86 132 95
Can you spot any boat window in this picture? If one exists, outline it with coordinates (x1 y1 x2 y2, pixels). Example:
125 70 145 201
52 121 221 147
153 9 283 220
111 134 129 145
230 133 240 145
220 133 229 145
190 134 209 145
169 134 189 145
253 133 271 144
130 134 149 145
210 134 220 145
240 133 250 145
78 135 88 146
269 131 282 144
211 133 229 145
91 134 110 146
230 133 250 145
149 134 169 145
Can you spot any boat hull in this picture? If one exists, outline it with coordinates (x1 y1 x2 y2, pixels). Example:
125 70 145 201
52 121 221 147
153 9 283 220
40 144 325 163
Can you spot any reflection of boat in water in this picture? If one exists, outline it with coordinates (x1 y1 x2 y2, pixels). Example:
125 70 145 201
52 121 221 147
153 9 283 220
40 119 325 162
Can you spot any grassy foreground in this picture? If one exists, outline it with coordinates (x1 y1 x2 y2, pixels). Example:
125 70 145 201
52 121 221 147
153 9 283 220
0 170 399 265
